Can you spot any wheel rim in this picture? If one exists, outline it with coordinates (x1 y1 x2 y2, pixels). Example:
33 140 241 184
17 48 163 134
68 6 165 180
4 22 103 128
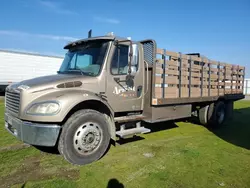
217 106 225 124
73 122 103 155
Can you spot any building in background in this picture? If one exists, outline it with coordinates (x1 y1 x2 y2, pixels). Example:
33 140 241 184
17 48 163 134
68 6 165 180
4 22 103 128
0 50 63 92
244 78 250 95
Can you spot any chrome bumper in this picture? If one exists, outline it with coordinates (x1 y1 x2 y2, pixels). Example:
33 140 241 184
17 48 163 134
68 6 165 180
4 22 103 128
4 112 61 146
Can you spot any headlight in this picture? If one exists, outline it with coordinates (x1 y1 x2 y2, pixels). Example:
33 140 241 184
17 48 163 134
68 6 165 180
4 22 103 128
26 101 60 115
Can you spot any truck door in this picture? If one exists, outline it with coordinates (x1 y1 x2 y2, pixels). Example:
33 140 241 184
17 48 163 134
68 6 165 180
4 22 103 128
106 42 144 112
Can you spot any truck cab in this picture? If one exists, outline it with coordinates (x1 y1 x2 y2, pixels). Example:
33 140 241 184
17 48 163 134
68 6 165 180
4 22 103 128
4 32 245 165
4 33 154 165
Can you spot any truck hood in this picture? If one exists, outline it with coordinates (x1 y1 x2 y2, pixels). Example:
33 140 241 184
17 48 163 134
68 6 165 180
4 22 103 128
8 74 94 92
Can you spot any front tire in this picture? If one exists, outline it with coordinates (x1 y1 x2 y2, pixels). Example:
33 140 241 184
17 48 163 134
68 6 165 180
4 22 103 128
58 109 111 165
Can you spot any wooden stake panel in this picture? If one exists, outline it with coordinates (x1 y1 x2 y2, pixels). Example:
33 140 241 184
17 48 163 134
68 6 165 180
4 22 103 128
154 49 245 99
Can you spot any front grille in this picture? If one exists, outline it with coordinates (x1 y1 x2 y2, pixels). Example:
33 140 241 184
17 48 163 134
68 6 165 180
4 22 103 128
5 90 20 116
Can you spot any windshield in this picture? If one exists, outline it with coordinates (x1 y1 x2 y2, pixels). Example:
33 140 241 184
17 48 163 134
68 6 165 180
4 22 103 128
58 41 109 76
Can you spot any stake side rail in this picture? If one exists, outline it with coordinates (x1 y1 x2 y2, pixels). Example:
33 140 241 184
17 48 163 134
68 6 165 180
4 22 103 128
152 48 245 105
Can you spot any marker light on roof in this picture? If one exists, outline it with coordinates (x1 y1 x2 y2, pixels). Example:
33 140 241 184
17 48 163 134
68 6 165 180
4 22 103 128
106 32 114 36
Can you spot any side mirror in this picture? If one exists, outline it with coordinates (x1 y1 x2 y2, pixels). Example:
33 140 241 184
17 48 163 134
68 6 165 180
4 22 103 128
127 44 138 77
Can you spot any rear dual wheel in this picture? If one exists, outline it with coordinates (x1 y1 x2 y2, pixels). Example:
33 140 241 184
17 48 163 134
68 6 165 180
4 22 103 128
199 101 228 128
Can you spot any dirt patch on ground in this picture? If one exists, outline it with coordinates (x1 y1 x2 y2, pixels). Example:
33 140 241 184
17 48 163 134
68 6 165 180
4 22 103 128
0 155 79 188
0 143 31 152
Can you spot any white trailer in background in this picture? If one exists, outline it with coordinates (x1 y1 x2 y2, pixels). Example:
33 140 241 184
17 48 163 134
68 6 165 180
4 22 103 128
0 50 63 92
244 78 250 95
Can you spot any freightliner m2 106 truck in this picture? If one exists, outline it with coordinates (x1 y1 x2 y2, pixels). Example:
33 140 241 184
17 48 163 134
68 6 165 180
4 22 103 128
4 32 245 165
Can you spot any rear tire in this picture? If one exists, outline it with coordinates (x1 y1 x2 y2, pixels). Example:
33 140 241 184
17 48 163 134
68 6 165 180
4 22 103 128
208 101 226 128
58 109 111 165
198 105 209 125
198 101 226 128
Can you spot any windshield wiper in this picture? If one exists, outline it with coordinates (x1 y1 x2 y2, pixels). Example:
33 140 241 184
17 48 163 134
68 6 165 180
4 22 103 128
76 66 84 75
75 66 92 76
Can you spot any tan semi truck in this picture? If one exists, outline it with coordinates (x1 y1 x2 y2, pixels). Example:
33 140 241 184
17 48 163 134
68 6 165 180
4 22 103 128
4 32 245 165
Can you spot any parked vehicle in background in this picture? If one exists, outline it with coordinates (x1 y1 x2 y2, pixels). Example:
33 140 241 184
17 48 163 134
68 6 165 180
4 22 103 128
0 50 63 93
4 32 245 165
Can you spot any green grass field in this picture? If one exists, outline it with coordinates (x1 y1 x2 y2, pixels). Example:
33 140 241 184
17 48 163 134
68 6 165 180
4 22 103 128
0 99 250 188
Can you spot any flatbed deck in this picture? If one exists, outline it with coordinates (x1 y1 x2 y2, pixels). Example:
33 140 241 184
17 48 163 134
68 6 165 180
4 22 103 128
151 48 245 105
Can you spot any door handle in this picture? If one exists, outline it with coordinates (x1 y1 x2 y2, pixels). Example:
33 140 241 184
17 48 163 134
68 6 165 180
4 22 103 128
137 85 143 97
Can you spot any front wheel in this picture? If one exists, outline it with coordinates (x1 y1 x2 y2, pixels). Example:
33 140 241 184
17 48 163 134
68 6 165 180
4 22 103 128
58 109 111 165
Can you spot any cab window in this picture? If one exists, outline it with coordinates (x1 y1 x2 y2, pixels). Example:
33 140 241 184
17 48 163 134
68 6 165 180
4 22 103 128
111 45 129 75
